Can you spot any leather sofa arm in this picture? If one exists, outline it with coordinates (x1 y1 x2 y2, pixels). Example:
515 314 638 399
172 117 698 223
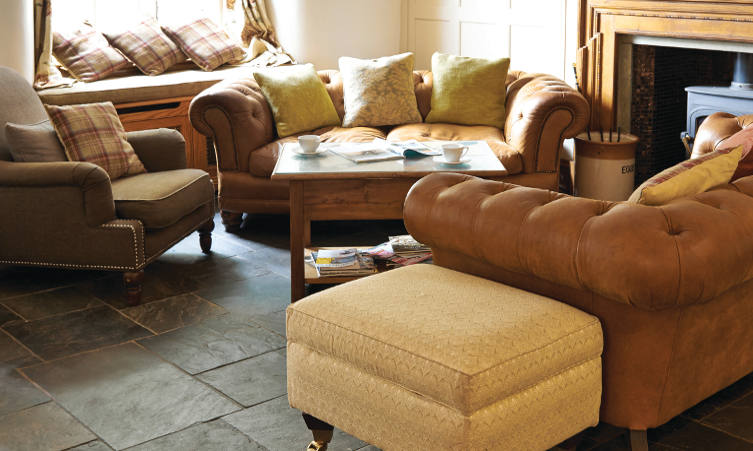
504 74 589 173
692 112 753 158
127 128 186 171
0 160 115 227
189 76 276 172
403 172 753 311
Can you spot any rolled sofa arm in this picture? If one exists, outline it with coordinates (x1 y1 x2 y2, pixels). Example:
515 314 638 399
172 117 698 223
504 74 590 173
189 76 276 172
0 160 115 227
692 112 753 158
403 172 753 311
127 128 186 172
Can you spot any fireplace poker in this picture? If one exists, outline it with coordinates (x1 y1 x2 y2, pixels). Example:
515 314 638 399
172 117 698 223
617 127 621 142
599 128 604 142
572 63 593 141
609 128 613 142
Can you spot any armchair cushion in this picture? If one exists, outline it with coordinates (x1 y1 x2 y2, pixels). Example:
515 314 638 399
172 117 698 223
5 120 66 162
111 169 213 229
126 128 187 171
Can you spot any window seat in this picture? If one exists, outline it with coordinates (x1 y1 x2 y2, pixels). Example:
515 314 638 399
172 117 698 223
36 62 260 182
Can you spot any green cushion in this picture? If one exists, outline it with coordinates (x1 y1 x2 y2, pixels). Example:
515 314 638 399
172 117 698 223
253 64 341 138
425 52 510 129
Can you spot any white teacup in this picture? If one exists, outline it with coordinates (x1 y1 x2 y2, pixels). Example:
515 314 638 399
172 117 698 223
298 135 321 153
441 143 468 162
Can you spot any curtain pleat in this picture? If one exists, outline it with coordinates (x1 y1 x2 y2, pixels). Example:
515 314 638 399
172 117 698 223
33 0 72 89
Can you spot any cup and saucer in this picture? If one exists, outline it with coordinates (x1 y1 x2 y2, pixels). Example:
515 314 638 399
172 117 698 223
434 143 471 165
293 135 327 156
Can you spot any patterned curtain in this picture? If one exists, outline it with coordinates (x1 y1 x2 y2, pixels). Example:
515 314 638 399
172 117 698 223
33 0 72 89
226 0 295 67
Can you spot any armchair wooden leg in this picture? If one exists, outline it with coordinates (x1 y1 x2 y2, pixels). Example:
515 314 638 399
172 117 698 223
123 270 144 306
302 413 333 451
629 429 648 451
220 210 243 232
198 219 215 254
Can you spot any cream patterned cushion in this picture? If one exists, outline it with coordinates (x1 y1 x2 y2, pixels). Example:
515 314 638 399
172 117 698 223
287 264 603 450
338 53 422 128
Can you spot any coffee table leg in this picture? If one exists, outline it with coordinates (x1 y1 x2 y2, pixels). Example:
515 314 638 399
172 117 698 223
290 181 306 302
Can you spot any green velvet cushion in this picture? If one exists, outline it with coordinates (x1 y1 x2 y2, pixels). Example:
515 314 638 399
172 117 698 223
253 64 340 138
425 52 510 129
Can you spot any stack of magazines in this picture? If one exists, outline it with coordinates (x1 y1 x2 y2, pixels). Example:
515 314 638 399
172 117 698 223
386 235 432 267
311 248 376 277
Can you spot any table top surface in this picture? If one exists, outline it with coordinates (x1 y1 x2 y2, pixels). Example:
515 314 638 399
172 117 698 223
271 140 507 180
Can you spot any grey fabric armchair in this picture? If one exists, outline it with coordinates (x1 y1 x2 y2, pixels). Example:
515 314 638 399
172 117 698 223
0 67 215 305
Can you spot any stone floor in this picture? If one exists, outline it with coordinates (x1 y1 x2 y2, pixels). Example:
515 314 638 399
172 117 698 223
1 213 753 450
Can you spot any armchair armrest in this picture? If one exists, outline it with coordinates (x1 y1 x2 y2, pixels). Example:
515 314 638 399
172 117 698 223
0 160 115 227
504 74 589 173
691 112 753 158
403 172 753 311
126 128 186 171
189 76 276 172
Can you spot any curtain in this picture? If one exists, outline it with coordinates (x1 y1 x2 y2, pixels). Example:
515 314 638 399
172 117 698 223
33 0 72 89
226 0 295 67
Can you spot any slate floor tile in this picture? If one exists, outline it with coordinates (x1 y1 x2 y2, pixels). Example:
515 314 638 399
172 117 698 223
247 310 286 337
121 293 225 334
649 416 753 450
69 440 114 451
3 306 152 360
198 349 287 407
702 391 753 442
126 419 264 451
195 273 290 318
1 286 102 321
0 304 19 327
22 343 240 450
138 314 284 374
0 266 106 302
0 402 96 451
223 396 366 451
84 266 200 309
0 332 48 417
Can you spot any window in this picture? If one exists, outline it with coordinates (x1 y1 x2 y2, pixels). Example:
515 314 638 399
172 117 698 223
53 0 226 31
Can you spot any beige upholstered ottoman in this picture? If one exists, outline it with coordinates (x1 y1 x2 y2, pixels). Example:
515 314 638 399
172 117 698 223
286 265 603 451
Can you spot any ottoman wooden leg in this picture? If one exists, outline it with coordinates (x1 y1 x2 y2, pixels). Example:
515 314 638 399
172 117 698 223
629 429 648 451
198 219 215 254
303 413 333 450
220 210 243 232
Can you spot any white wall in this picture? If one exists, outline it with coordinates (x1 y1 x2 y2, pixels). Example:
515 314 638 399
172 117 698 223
0 0 35 82
270 0 404 70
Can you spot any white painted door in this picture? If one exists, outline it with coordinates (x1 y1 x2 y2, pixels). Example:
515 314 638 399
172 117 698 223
406 0 576 83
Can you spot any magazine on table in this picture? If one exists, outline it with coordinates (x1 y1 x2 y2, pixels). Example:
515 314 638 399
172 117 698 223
309 248 377 277
328 139 441 164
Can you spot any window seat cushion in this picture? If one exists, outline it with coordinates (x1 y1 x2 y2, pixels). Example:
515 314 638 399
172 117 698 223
37 62 260 106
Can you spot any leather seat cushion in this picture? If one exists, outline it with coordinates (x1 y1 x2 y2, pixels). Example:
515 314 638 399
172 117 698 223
111 168 214 229
248 126 388 177
287 264 603 415
387 123 523 174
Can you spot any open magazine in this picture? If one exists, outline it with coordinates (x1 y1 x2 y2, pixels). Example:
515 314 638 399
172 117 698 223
328 139 441 164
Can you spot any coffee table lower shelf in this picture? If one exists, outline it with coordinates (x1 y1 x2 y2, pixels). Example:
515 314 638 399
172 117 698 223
304 247 389 285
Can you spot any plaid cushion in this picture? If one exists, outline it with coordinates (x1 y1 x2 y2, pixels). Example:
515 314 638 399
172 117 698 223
53 24 131 82
46 102 146 180
162 18 246 71
105 19 185 76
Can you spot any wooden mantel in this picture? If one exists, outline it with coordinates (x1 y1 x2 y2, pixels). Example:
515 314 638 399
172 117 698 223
576 0 753 129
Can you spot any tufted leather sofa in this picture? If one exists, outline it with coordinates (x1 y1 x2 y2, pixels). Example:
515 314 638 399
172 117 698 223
401 112 753 434
189 68 589 230
692 111 753 157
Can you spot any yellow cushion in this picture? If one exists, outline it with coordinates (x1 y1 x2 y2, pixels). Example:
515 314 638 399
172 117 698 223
253 64 340 138
628 146 742 205
425 52 510 129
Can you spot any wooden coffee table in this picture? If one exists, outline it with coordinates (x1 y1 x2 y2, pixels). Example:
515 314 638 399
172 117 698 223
271 141 507 301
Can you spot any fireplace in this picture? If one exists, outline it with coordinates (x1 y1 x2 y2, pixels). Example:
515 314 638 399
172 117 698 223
577 0 753 182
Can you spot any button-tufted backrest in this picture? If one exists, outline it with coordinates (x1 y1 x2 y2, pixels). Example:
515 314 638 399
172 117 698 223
317 69 523 124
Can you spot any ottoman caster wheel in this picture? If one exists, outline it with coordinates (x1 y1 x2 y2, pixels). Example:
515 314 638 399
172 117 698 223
307 440 328 451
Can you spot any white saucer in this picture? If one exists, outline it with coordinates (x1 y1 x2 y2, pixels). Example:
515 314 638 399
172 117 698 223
293 147 327 156
434 156 471 165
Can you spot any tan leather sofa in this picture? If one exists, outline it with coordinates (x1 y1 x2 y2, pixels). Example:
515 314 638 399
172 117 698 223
0 67 215 305
189 68 589 230
401 113 753 445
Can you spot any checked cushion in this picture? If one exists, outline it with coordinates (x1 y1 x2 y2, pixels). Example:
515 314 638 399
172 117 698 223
53 24 131 82
161 18 246 71
105 19 186 76
46 102 146 180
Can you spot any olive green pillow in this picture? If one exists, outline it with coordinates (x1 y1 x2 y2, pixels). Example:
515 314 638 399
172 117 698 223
253 64 340 138
425 52 510 129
